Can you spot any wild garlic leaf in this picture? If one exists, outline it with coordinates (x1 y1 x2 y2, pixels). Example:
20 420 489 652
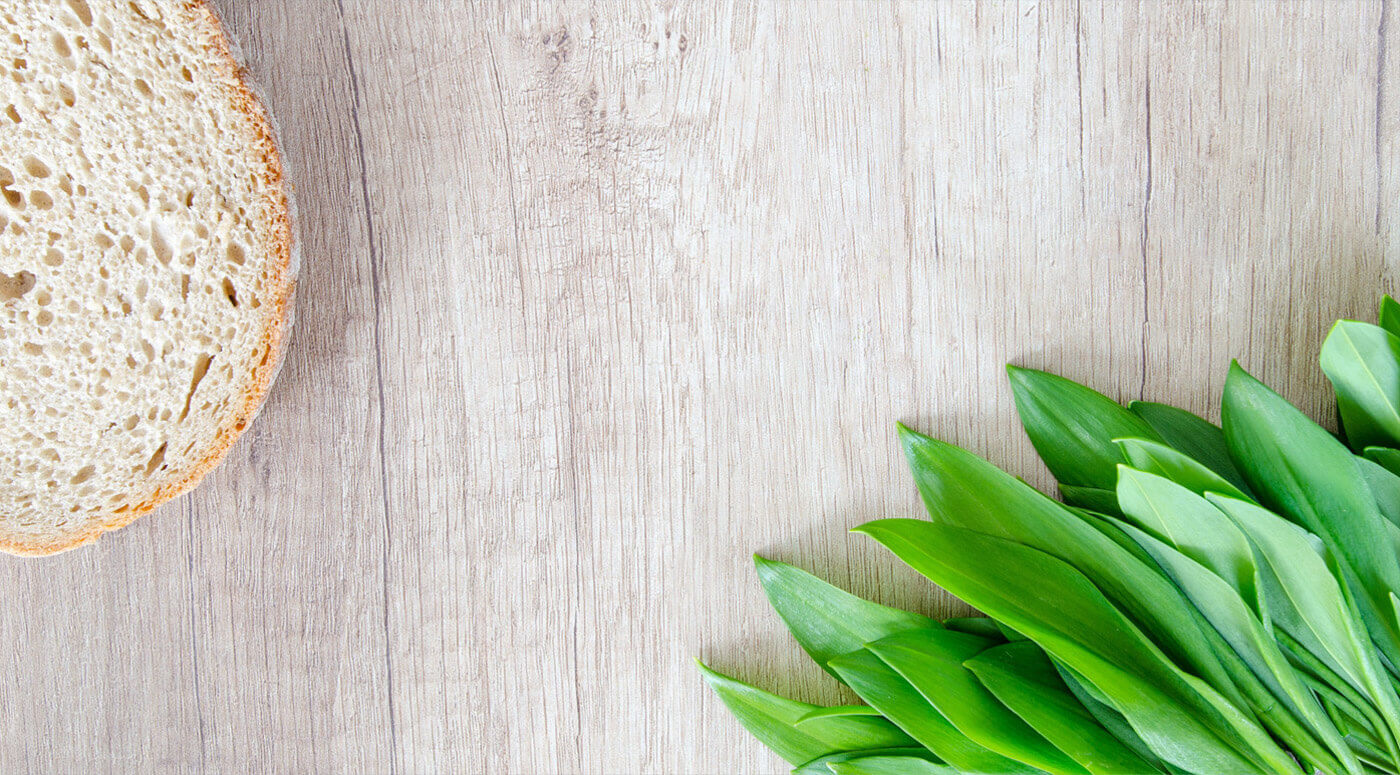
1205 494 1374 689
965 641 1164 775
1221 363 1400 673
825 755 960 775
1379 295 1400 339
898 425 1252 714
789 713 921 754
1055 663 1176 772
1359 456 1400 531
797 706 886 722
790 748 943 775
1115 437 1251 501
867 628 1090 775
942 617 1006 641
1126 400 1252 493
1114 467 1257 604
754 555 939 679
1366 446 1400 478
1275 617 1395 756
1067 507 1159 565
1320 321 1400 451
1206 493 1400 757
1348 739 1398 774
1057 484 1121 515
995 621 1030 641
854 519 1285 775
1117 521 1362 775
1361 449 1400 579
829 649 1037 774
1309 670 1382 745
697 661 915 765
1005 366 1160 491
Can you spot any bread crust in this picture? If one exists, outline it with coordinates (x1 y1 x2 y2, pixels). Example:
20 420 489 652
0 0 297 556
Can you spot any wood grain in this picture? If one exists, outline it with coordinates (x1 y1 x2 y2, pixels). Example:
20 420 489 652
0 1 1397 772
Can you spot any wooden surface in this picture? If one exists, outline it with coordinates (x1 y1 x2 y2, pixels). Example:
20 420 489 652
1 1 1398 772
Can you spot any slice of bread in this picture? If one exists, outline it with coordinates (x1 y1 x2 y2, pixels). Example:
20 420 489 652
0 0 295 555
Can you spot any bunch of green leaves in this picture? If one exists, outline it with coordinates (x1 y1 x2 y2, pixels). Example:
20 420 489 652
701 295 1400 774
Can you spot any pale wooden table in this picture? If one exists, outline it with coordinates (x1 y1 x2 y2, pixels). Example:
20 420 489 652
0 1 1396 773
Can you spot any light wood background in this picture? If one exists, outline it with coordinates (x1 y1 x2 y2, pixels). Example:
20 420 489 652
1 1 1398 772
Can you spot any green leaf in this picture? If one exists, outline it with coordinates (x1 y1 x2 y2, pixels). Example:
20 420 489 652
1114 467 1257 603
1348 738 1397 774
1128 401 1252 493
965 641 1164 775
826 755 959 775
1116 520 1361 775
1056 663 1176 772
1005 365 1160 490
1382 295 1400 339
996 621 1029 641
1111 468 1367 766
754 555 939 679
1320 321 1400 450
790 749 944 775
828 649 1037 773
1068 506 1161 566
1366 446 1400 478
1221 362 1400 672
697 661 917 765
1206 494 1400 755
1058 484 1121 515
974 453 1332 766
854 519 1287 774
1359 456 1400 532
1377 293 1400 335
941 617 1006 641
1116 437 1251 501
868 628 1090 774
1205 494 1370 690
797 706 885 722
1362 448 1400 582
899 424 1256 709
1375 295 1400 338
1277 626 1399 763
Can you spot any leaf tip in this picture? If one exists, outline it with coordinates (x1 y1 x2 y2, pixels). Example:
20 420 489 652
895 422 936 456
752 554 791 589
1004 363 1043 392
852 518 926 544
1381 294 1399 322
1223 360 1261 403
850 520 891 540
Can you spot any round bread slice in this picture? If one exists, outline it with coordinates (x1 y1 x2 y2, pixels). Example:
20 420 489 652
0 0 295 555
